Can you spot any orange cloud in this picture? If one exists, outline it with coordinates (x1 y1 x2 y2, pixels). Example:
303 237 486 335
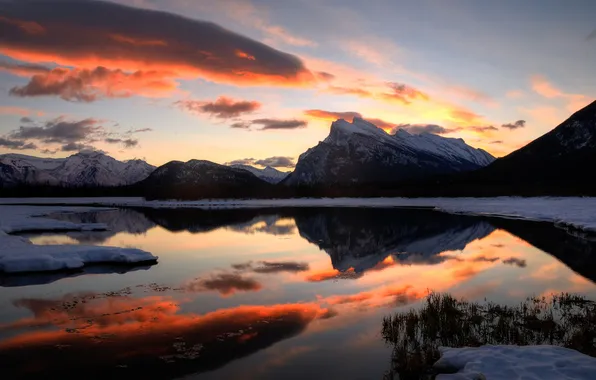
9 66 178 101
0 1 315 87
0 106 44 117
235 49 256 60
304 109 362 121
530 75 592 113
326 86 373 98
380 82 429 105
531 75 561 98
448 108 485 125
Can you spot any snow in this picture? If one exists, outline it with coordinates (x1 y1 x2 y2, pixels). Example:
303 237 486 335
0 151 155 187
434 345 596 380
1 197 596 233
230 164 288 184
0 205 157 273
324 117 495 167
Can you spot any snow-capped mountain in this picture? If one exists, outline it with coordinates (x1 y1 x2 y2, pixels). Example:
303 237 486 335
473 100 596 191
0 151 155 187
230 164 288 184
140 159 271 199
283 117 495 186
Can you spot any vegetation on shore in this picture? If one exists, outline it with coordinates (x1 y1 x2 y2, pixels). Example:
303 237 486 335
382 292 596 379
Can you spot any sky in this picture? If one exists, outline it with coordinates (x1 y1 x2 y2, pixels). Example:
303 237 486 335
0 0 595 169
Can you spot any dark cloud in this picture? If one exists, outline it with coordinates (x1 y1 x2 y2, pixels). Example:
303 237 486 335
316 71 335 81
502 257 527 268
230 121 252 129
252 261 309 274
40 148 57 154
132 128 152 133
10 117 103 143
103 137 137 148
122 138 138 148
381 82 429 104
252 119 307 130
226 158 256 166
254 156 295 168
0 137 37 150
501 120 526 130
469 125 498 132
176 97 261 119
185 273 262 295
0 0 314 87
19 116 33 123
9 66 176 102
61 142 94 152
304 109 362 120
0 60 49 76
395 123 453 135
471 256 500 263
490 140 503 144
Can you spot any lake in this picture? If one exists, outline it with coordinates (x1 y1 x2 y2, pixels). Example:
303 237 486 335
1 206 596 379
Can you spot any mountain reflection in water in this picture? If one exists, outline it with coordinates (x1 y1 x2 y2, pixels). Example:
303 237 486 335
1 206 596 379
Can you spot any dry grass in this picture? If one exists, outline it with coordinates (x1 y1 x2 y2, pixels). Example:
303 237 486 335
381 292 596 379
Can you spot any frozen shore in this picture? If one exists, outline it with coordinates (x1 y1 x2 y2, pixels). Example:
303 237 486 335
0 205 157 273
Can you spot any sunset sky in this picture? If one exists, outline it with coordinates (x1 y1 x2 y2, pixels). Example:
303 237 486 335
1 0 595 169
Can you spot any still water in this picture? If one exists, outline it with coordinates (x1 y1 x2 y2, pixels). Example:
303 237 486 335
1 207 596 379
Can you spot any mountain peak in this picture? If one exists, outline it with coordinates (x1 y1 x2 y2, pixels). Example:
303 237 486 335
284 118 495 186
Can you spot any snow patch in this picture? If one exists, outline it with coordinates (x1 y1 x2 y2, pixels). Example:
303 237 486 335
435 345 596 380
0 205 157 273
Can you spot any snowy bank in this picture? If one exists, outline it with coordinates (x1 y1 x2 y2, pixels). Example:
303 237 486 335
2 197 596 232
434 345 596 380
0 205 157 274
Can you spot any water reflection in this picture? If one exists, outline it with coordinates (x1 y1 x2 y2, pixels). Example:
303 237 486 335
2 206 596 379
0 290 330 379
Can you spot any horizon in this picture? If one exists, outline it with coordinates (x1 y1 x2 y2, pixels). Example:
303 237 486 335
1 0 596 168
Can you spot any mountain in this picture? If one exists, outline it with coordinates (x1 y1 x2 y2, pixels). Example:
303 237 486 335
468 100 596 192
283 117 494 186
0 151 155 187
230 164 288 184
140 159 273 199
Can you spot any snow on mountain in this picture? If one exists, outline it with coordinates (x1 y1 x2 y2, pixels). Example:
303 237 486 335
284 117 495 186
0 151 155 187
230 164 288 184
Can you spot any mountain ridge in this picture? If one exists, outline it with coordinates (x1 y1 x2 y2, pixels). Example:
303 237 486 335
0 151 155 188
